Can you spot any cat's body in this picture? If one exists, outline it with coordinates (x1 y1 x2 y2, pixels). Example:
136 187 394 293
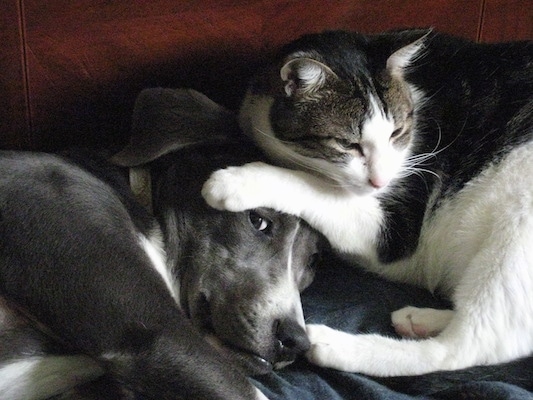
202 29 533 376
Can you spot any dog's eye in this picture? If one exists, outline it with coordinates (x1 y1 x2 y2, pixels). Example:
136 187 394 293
249 211 271 233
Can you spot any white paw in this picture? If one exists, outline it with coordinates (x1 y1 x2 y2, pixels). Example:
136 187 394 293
305 324 345 368
201 162 267 212
392 306 454 339
305 325 384 373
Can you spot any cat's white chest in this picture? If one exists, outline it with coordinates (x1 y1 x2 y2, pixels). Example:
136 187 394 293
394 141 533 296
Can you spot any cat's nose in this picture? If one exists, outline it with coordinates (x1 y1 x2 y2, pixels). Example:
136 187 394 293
369 177 388 188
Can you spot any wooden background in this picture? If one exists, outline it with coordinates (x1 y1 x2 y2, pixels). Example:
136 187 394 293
1 0 531 151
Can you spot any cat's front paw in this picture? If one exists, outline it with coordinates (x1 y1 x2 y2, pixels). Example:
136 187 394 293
305 324 338 367
202 162 267 212
305 324 357 370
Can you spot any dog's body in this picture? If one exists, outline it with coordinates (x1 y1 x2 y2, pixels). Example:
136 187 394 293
0 144 322 399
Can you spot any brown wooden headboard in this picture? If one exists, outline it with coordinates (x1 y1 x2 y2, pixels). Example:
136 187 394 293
1 0 531 151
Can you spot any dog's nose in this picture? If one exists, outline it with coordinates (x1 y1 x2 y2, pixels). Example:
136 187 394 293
274 318 311 361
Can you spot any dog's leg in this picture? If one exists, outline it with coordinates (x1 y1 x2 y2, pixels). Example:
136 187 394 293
0 156 265 400
0 355 103 400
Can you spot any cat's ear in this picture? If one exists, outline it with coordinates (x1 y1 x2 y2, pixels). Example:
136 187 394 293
387 29 432 78
280 57 337 96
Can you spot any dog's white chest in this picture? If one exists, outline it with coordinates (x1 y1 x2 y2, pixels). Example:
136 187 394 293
138 232 179 305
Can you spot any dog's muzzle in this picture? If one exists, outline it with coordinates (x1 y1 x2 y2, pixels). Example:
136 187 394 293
205 317 310 375
195 293 310 375
273 318 311 369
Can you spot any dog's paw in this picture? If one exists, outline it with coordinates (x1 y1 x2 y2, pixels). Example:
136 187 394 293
201 162 267 212
392 306 454 338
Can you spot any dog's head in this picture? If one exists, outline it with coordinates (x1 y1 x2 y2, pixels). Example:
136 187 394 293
182 208 319 374
151 144 323 375
112 88 325 375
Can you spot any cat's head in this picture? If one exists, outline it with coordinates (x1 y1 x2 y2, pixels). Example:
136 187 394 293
239 29 430 194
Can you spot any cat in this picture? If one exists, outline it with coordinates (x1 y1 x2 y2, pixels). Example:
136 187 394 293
201 28 533 376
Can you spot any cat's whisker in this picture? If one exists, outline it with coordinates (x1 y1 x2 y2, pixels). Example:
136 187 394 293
405 126 444 166
403 126 449 177
402 166 441 181
420 117 464 158
405 153 436 165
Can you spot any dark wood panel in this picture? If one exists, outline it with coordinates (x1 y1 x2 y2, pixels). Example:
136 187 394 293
23 0 483 150
0 0 30 149
479 0 533 42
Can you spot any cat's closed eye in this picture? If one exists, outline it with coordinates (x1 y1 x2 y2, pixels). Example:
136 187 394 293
391 128 403 138
335 138 353 149
335 138 363 155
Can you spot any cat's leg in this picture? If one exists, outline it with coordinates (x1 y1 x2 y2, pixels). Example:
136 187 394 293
391 307 454 338
202 162 383 257
306 218 533 376
203 162 307 214
305 324 449 375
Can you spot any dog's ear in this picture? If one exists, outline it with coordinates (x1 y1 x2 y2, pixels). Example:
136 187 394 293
111 88 239 167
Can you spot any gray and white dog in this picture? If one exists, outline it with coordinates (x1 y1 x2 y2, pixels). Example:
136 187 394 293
0 89 323 399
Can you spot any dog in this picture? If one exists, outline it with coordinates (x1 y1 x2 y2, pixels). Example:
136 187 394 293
0 91 323 399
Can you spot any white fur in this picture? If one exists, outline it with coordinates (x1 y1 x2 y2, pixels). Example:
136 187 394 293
0 355 103 400
357 95 402 188
280 56 335 96
277 220 305 326
387 32 428 77
255 387 270 400
282 220 306 328
202 138 533 376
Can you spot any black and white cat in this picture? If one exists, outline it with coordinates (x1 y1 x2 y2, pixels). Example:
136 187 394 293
202 29 533 376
